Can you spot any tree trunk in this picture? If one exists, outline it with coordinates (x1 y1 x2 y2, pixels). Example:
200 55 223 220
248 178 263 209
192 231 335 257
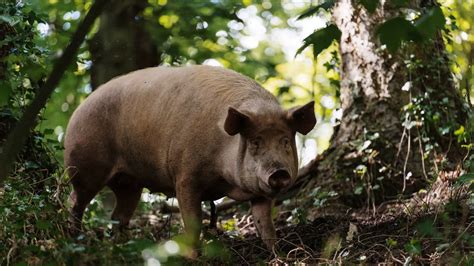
89 0 158 89
301 0 469 211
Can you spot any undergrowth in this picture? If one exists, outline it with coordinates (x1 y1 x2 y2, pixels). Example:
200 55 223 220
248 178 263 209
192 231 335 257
1 1 473 265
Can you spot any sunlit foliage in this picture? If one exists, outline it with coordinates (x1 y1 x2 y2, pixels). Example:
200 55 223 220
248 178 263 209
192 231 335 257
445 0 474 105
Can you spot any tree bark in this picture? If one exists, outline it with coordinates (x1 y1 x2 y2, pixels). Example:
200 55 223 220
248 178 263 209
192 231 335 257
300 0 469 210
89 0 158 89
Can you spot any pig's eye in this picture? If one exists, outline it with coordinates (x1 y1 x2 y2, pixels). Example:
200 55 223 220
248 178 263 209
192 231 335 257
281 137 291 150
249 138 262 149
281 137 290 146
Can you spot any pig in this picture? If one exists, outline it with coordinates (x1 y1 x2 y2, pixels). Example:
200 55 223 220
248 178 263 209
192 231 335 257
64 65 316 255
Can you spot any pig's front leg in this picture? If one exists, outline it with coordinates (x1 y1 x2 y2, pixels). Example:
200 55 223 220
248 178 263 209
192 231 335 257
251 197 276 249
176 179 203 258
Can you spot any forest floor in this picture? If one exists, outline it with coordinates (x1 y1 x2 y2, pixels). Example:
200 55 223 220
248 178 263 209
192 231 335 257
124 187 473 265
221 203 473 264
0 171 472 265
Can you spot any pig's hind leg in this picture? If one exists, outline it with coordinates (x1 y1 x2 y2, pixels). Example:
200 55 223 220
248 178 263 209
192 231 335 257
107 173 143 229
65 135 116 232
69 169 107 232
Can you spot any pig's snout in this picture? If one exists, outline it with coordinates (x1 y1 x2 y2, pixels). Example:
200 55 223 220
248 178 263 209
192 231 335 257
268 169 292 191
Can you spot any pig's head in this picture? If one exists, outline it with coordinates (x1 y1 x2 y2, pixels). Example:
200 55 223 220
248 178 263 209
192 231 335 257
224 101 316 197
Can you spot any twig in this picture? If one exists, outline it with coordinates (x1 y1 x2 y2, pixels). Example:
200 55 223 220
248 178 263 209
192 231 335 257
238 215 254 232
296 155 322 179
372 243 404 264
465 49 473 108
414 127 429 182
53 169 69 206
167 198 174 238
287 246 313 260
439 221 473 257
397 121 407 159
403 129 411 192
229 246 250 265
6 238 16 266
282 231 314 253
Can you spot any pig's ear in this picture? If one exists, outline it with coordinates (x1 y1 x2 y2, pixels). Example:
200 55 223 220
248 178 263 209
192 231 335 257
287 101 316 135
224 107 250 136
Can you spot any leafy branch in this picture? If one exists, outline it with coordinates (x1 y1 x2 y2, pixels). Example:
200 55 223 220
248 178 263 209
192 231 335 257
0 0 110 182
297 3 446 57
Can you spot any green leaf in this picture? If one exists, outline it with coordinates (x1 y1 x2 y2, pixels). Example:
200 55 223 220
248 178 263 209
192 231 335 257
386 238 397 247
404 239 421 255
414 6 445 39
43 128 54 135
454 125 465 136
66 243 86 253
24 161 40 169
297 24 341 57
0 15 14 24
455 173 474 187
125 239 155 251
203 239 229 259
376 17 421 52
0 82 12 106
297 0 335 20
376 7 446 53
435 243 450 252
358 0 378 13
36 219 51 230
416 219 441 238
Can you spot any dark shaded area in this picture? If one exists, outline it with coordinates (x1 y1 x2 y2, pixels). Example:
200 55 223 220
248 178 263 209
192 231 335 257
0 22 15 79
220 216 349 264
216 202 473 264
0 109 57 191
90 0 159 89
0 0 109 181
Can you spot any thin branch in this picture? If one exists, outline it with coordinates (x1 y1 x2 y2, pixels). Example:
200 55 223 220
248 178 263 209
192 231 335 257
296 156 320 179
439 221 473 257
417 126 429 181
403 128 411 193
0 0 109 182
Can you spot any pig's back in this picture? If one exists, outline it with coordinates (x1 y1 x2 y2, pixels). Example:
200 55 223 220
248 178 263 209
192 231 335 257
111 65 278 137
113 65 276 114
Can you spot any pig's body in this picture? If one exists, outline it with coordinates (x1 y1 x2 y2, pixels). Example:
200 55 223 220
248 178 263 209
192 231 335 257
65 65 315 254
